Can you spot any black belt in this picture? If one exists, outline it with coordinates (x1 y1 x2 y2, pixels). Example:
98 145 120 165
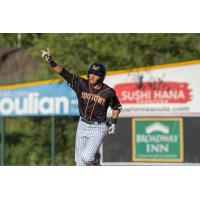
81 118 102 125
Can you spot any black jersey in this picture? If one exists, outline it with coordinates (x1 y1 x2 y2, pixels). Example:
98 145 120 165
59 68 122 122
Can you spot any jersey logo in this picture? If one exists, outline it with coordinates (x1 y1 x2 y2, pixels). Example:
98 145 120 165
81 92 105 106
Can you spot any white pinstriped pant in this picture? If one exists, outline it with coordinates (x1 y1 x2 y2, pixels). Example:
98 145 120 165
75 117 108 166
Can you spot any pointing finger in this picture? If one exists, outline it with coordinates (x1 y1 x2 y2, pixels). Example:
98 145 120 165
47 48 50 55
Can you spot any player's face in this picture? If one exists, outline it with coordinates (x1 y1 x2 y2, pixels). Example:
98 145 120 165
89 73 101 85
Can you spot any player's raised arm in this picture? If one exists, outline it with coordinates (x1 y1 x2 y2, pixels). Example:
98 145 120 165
41 48 82 92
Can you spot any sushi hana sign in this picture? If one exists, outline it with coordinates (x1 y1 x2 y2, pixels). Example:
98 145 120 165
105 60 200 117
116 82 191 104
132 118 184 162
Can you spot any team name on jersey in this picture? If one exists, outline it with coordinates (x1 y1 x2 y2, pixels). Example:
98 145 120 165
81 92 106 106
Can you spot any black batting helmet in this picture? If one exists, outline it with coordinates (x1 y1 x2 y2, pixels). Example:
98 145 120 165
87 63 106 83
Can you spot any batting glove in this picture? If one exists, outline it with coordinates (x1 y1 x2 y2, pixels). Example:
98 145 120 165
107 118 118 135
108 124 116 135
41 48 57 67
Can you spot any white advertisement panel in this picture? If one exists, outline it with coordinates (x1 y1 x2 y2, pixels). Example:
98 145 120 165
104 60 200 117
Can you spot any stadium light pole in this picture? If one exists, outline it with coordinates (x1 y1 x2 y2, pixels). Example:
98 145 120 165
0 117 5 166
51 116 56 165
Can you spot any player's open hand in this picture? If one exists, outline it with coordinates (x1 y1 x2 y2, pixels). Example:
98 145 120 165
41 48 51 62
108 124 116 135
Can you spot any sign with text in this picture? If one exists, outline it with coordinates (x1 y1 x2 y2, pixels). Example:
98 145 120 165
0 81 79 116
1 60 200 117
104 60 200 117
132 118 184 162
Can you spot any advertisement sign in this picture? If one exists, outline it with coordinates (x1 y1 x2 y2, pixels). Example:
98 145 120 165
0 80 79 116
104 60 200 117
132 118 184 162
1 59 200 117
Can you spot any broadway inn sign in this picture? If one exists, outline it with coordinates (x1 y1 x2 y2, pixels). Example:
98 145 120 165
132 118 184 162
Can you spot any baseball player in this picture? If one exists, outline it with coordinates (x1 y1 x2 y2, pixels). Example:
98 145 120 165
41 48 122 166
